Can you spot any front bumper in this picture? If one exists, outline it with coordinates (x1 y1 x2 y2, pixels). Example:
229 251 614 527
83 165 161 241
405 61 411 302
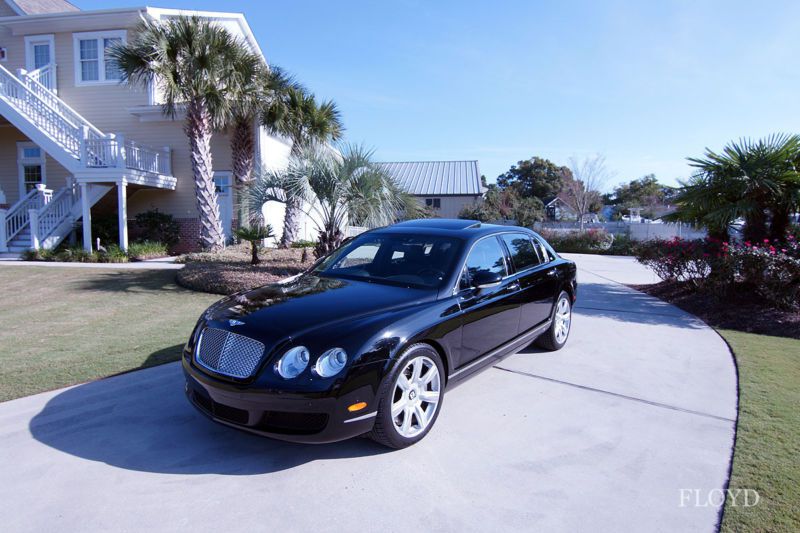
182 357 383 444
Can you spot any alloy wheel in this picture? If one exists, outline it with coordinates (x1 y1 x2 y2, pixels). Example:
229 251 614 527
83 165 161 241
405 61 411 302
391 355 441 438
554 296 571 344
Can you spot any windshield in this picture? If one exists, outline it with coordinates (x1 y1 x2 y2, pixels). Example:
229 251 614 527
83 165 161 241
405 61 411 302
314 233 462 289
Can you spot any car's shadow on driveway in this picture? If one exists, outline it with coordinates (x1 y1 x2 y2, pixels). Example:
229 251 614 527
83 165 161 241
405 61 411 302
28 360 390 476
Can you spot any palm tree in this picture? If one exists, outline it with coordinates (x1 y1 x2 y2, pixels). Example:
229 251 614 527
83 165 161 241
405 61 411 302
110 16 244 251
225 53 296 187
668 134 800 241
243 144 418 258
263 87 344 247
234 224 274 265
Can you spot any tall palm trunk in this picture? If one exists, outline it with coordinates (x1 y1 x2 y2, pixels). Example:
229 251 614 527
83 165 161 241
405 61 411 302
769 204 792 241
186 98 225 251
280 194 302 248
232 117 255 185
232 116 255 229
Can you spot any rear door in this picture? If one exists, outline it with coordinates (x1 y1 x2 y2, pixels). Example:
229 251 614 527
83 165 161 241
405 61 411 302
456 236 522 367
499 232 551 333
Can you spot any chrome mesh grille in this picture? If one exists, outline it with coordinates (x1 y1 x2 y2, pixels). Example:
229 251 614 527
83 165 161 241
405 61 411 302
195 328 265 379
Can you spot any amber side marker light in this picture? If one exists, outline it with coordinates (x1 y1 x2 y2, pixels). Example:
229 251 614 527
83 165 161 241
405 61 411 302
347 402 368 412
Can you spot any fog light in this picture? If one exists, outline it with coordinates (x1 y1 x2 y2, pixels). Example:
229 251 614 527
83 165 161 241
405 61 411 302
348 402 367 412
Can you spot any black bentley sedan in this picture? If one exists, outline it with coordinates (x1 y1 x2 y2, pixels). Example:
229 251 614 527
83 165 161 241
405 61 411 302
183 219 577 448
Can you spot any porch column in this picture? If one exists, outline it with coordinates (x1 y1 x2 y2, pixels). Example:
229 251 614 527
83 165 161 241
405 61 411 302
0 209 7 252
117 181 128 251
80 183 92 252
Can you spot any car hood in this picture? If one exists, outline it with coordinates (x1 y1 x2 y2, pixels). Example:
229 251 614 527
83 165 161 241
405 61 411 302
204 274 436 340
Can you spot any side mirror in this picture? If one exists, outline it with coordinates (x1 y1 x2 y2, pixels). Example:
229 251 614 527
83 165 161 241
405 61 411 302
471 270 502 290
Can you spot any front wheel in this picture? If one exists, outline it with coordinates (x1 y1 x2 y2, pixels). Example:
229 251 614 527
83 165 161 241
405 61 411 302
368 344 444 449
536 290 572 351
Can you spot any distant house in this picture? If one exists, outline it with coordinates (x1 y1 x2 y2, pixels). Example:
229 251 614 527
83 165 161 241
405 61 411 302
544 197 576 221
378 161 486 219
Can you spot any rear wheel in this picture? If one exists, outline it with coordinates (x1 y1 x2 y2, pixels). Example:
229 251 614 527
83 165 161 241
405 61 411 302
369 344 444 449
536 290 572 351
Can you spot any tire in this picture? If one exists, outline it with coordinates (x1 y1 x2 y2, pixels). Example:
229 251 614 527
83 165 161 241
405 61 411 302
368 343 445 449
535 290 572 351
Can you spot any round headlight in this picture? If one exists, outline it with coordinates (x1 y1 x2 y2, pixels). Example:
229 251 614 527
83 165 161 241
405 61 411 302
276 346 310 379
315 348 348 377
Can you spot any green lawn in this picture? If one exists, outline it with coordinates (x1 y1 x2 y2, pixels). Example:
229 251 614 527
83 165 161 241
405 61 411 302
0 266 219 402
719 330 800 533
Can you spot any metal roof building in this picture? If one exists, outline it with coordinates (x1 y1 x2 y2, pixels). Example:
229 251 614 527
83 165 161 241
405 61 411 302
378 161 484 196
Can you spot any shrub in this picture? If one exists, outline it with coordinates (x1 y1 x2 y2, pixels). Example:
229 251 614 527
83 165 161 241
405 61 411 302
290 239 317 249
635 234 800 309
127 241 169 261
605 233 639 256
132 209 180 248
539 228 614 253
98 244 129 263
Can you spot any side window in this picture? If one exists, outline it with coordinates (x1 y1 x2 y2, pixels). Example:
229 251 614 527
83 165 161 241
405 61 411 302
500 233 540 271
533 236 553 263
335 242 380 268
464 237 507 282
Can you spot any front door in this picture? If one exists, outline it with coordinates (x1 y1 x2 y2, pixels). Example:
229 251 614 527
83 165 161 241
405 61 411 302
25 35 56 92
214 172 233 241
456 236 521 368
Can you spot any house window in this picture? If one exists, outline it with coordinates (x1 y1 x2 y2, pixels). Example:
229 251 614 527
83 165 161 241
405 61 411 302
425 198 441 209
73 31 125 85
18 143 46 194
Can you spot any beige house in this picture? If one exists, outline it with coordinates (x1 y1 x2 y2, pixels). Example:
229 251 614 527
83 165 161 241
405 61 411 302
0 1 291 255
378 161 485 219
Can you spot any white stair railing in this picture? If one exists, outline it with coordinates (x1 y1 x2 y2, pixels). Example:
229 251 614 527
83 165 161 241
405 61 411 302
0 64 82 156
3 188 44 242
29 187 72 249
0 63 173 177
25 64 57 93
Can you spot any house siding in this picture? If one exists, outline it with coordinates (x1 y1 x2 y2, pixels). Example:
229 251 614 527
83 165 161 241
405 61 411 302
416 195 480 219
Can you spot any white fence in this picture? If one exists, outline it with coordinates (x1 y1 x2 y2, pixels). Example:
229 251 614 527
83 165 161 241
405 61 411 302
532 221 706 241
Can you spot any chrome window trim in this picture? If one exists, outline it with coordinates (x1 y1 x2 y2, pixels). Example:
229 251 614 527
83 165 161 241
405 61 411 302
450 232 517 296
498 232 545 275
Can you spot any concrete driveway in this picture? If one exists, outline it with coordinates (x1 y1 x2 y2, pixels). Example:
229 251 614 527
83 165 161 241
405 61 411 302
0 254 736 533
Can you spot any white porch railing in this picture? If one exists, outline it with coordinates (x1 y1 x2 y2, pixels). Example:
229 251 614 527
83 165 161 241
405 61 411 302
26 64 57 93
83 134 172 175
29 187 72 249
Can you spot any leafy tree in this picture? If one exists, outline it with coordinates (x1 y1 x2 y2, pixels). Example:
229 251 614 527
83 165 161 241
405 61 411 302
234 224 274 265
497 157 573 200
458 188 544 226
111 16 245 252
667 134 800 241
610 174 678 219
243 145 418 258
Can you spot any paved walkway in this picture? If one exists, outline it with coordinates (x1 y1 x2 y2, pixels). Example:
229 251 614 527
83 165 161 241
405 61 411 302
0 257 183 270
0 256 736 532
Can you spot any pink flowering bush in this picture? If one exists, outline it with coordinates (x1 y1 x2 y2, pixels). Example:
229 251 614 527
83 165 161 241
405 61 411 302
636 232 800 309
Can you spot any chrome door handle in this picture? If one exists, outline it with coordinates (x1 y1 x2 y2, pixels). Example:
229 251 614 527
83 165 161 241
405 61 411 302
547 270 558 277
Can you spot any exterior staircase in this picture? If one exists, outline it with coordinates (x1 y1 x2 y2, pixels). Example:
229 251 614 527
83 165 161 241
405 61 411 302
0 63 176 253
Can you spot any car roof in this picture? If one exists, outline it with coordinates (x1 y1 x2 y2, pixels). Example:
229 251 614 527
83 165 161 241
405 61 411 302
371 219 533 240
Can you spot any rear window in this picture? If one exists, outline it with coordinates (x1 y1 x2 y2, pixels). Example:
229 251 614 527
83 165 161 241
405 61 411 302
500 233 540 271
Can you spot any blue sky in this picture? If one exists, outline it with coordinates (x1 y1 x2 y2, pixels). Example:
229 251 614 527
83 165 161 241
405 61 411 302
79 0 800 189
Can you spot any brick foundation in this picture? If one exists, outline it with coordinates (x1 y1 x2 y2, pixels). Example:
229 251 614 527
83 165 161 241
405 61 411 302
172 217 239 253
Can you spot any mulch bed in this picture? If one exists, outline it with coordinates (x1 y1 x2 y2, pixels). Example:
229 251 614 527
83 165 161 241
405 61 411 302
176 245 315 295
632 281 800 340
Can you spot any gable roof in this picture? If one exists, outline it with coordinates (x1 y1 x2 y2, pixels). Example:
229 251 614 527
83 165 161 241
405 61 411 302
378 161 484 196
4 0 79 15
